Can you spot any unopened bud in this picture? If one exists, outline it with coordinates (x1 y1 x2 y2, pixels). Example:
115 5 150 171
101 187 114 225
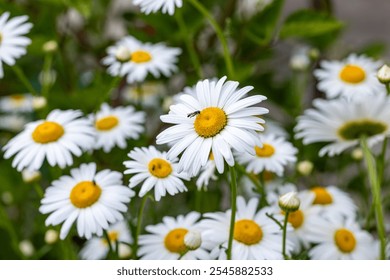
184 230 202 251
115 46 131 62
351 148 363 161
19 240 35 257
297 160 313 176
278 191 300 212
44 229 59 245
22 169 41 183
377 64 390 84
1 191 13 205
43 40 58 53
32 96 47 110
118 243 132 259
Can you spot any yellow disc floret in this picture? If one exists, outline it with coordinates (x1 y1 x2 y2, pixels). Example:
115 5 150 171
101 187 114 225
96 116 119 131
286 210 304 229
255 143 275 157
311 186 333 205
70 181 102 208
131 50 152 63
32 121 65 144
234 219 263 245
194 107 227 138
334 228 356 253
339 64 366 84
148 158 173 178
164 228 188 254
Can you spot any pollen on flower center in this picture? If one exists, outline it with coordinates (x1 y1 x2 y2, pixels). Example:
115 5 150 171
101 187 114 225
334 228 356 253
285 210 304 229
255 143 275 157
194 107 227 138
337 119 387 140
70 181 102 208
311 187 333 205
164 228 188 254
234 219 263 245
148 158 172 178
131 50 152 63
32 121 65 144
339 64 366 84
96 116 119 131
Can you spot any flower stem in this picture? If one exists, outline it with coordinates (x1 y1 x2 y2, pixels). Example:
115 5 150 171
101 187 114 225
12 65 38 95
282 211 289 259
175 10 203 78
103 229 114 256
41 53 54 98
187 0 235 79
227 165 237 260
360 136 387 259
133 194 149 259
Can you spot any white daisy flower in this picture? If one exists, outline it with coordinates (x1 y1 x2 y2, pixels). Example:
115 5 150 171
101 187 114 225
122 81 166 108
295 95 390 156
265 182 297 205
314 53 384 100
303 185 357 220
0 94 33 112
195 153 217 190
102 35 181 83
236 133 297 176
91 103 145 153
138 212 210 260
123 146 189 201
0 114 28 132
237 0 274 20
80 221 132 260
0 12 33 78
201 196 293 260
133 0 183 16
2 109 95 171
306 216 378 259
39 163 135 240
156 76 269 177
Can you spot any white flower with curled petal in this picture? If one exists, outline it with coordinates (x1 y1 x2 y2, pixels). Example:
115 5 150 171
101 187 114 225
133 0 183 16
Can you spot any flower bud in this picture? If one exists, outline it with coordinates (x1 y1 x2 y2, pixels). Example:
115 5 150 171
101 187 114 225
32 96 47 110
1 191 13 205
351 148 363 161
22 169 41 183
297 160 313 176
43 40 58 53
115 46 131 62
44 229 59 245
118 243 132 259
278 191 300 212
377 64 390 84
184 230 202 251
19 240 34 257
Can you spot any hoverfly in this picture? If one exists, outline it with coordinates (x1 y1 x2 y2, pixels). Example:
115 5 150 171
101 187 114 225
187 111 200 118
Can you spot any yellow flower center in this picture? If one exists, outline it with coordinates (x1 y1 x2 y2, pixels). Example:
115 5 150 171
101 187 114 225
338 119 387 140
284 210 304 229
95 115 119 131
209 152 214 161
234 219 263 245
70 181 102 208
131 50 152 63
194 107 227 138
164 228 188 254
255 143 275 157
102 231 119 245
148 158 172 178
32 121 65 144
262 171 275 182
10 94 26 104
334 228 356 253
311 186 333 205
339 64 366 84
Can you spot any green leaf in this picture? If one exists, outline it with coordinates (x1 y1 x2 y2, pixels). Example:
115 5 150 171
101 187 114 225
280 9 343 39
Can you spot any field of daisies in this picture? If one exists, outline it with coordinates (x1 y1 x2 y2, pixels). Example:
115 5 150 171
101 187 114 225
0 0 389 261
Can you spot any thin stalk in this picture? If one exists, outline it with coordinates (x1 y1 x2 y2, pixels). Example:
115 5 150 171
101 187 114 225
104 229 114 255
378 138 388 186
33 183 44 199
187 0 235 79
360 136 387 259
175 10 203 78
226 165 237 260
133 195 149 259
282 212 289 259
41 53 54 98
12 65 38 95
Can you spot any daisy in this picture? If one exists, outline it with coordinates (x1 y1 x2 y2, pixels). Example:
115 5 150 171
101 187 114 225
2 109 95 171
102 35 181 83
156 76 269 176
306 216 378 259
295 95 390 156
314 53 384 100
122 81 166 108
133 0 183 16
237 0 274 20
39 163 135 240
236 133 297 176
195 152 217 190
80 221 132 260
303 185 357 220
0 12 33 78
138 212 210 260
201 196 293 260
0 114 28 132
123 146 189 201
0 93 33 112
91 103 145 152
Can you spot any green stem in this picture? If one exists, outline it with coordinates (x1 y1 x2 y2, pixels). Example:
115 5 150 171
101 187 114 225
378 138 387 186
360 136 387 259
133 194 149 259
33 183 44 199
187 0 235 79
41 53 54 98
282 211 289 259
103 229 114 258
175 10 203 78
12 65 38 95
265 212 283 230
385 83 390 95
227 165 237 260
236 165 269 207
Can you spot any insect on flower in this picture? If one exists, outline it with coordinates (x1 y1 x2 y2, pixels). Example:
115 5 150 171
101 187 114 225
187 111 200 118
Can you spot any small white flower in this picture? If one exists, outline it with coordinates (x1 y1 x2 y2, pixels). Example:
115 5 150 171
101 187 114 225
296 160 313 176
0 94 34 113
22 169 41 183
278 191 300 212
42 40 58 53
19 240 34 257
133 0 183 16
377 64 390 84
184 230 202 251
44 229 59 245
